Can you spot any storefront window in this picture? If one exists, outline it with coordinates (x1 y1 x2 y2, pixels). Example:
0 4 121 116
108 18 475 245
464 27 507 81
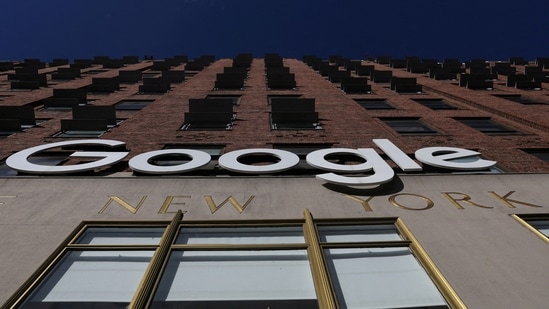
7 211 463 309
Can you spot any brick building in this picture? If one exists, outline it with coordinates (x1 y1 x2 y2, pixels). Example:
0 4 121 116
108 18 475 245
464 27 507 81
1 54 549 308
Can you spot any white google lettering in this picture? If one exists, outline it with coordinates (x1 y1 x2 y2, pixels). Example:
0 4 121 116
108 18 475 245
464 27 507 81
129 149 211 174
218 149 300 174
306 148 394 186
373 139 422 172
5 139 497 186
415 147 496 170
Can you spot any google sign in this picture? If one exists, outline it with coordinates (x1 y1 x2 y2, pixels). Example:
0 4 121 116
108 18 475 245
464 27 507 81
6 139 496 186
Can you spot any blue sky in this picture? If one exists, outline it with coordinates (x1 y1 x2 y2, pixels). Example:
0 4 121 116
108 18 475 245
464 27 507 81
1 0 548 62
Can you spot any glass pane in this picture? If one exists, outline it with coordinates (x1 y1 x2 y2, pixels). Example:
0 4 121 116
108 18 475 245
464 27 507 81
385 120 436 134
414 99 456 110
176 226 304 244
21 250 153 307
498 95 540 105
524 150 549 162
318 225 401 242
355 99 394 109
206 95 241 105
153 250 317 308
458 119 517 133
273 144 331 158
163 145 225 157
28 155 67 166
115 100 153 110
0 162 18 176
54 130 105 137
529 220 549 237
324 248 447 309
274 122 321 130
76 227 166 245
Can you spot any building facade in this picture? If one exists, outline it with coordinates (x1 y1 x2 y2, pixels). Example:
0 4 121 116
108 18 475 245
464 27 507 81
1 54 549 308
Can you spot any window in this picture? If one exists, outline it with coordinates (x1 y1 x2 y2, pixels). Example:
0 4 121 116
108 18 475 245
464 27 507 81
52 128 107 138
115 100 154 110
42 102 90 111
270 98 321 130
522 149 549 162
53 106 122 137
182 98 235 130
495 95 544 105
7 211 462 309
206 95 241 105
0 160 18 176
142 72 161 78
163 145 224 157
413 99 457 110
138 77 171 93
0 106 46 137
381 118 438 135
268 94 302 105
53 118 123 138
82 69 107 75
454 118 520 135
354 99 394 110
512 214 549 244
0 124 20 137
271 117 322 130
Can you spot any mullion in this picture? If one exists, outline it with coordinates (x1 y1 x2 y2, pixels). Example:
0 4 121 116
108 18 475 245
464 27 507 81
66 245 159 250
319 241 411 249
170 243 308 250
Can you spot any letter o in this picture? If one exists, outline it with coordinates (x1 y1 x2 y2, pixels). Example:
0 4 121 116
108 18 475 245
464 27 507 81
218 149 299 174
129 149 211 174
388 193 434 211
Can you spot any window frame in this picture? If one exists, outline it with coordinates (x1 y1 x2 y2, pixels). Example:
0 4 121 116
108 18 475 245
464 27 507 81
454 117 520 135
511 214 549 244
270 114 322 130
413 98 458 110
51 129 108 138
51 119 123 138
380 117 438 135
521 149 549 163
180 116 235 130
494 95 544 105
205 95 242 106
6 210 465 309
354 98 395 110
268 94 302 105
115 100 155 111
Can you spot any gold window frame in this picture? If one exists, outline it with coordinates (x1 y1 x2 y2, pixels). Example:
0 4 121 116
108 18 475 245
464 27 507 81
4 210 466 309
511 213 549 245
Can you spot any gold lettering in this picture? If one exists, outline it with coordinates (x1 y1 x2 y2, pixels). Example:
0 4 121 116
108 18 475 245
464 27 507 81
204 195 255 214
0 195 17 206
98 196 148 214
389 193 434 211
158 196 191 214
345 195 374 212
441 192 492 209
489 191 543 208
